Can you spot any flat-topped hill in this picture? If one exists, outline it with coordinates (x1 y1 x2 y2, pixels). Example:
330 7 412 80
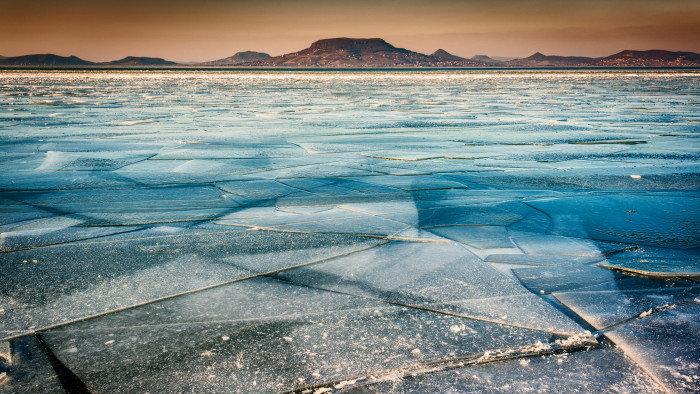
242 38 484 67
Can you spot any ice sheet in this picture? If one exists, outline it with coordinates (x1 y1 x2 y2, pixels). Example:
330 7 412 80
1 69 698 392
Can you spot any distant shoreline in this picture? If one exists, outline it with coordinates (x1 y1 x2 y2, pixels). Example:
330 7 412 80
3 42 698 68
2 66 700 71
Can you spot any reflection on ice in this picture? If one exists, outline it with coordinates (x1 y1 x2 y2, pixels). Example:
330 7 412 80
0 69 698 392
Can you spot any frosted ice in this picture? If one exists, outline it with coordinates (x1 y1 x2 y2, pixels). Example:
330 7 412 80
0 69 698 392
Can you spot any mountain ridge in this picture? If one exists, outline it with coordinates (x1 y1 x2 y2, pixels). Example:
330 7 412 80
0 54 179 66
504 50 700 67
1 42 699 67
470 55 502 64
0 54 94 66
504 53 595 67
597 50 700 66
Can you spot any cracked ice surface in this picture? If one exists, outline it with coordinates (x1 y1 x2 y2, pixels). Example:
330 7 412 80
1 70 699 392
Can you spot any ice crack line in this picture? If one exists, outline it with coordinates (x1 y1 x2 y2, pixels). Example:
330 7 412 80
0 241 388 343
290 334 599 394
266 275 583 337
600 297 700 332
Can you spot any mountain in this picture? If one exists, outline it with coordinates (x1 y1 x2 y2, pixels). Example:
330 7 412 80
470 55 502 65
428 49 486 66
0 54 94 66
242 38 485 67
431 49 466 61
595 50 700 67
503 50 700 67
504 52 595 67
200 51 271 66
0 55 5 59
104 56 178 66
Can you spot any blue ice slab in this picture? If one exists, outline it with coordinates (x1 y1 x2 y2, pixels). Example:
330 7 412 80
279 177 399 196
512 265 626 294
216 179 313 200
554 286 700 329
0 198 54 227
509 231 602 257
0 170 141 191
429 225 516 249
528 193 700 249
34 150 155 171
382 201 533 228
485 254 604 267
10 185 241 226
272 241 522 303
0 223 139 252
451 169 700 191
152 146 305 160
597 246 700 279
430 294 586 334
563 276 698 293
605 302 700 393
353 174 470 191
598 260 700 280
363 346 661 393
271 241 584 334
0 229 382 336
38 307 557 393
37 276 558 393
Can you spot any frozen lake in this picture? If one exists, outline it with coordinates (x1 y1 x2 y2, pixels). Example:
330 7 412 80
0 70 699 392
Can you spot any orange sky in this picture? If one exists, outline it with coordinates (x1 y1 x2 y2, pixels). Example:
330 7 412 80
3 0 700 62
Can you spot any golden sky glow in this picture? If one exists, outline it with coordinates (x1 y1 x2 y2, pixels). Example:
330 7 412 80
3 0 700 62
